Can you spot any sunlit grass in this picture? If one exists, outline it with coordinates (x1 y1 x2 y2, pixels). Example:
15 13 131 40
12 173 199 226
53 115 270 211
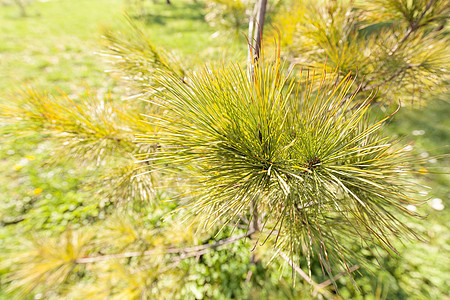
0 0 245 96
0 0 126 95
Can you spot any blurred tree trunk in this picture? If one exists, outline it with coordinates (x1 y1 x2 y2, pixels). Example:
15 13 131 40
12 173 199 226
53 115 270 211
246 0 267 282
248 0 267 62
248 0 267 75
13 0 27 17
253 0 267 61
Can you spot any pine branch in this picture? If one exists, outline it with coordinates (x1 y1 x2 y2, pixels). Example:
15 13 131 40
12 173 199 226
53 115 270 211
141 53 429 279
75 230 254 264
0 216 25 226
254 0 268 61
275 0 448 103
317 265 360 289
1 88 137 164
388 0 436 55
279 252 339 300
101 15 186 88
361 63 420 92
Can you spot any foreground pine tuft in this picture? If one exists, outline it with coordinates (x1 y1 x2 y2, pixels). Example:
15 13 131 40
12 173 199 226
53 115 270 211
140 54 428 279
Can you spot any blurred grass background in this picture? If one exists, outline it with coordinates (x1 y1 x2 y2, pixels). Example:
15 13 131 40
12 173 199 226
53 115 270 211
0 0 245 95
0 0 448 298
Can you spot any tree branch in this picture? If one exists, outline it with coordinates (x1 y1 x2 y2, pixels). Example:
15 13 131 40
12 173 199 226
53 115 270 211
247 0 268 75
75 230 254 264
246 198 260 281
361 63 420 92
360 0 438 94
1 215 25 226
389 0 436 55
279 252 338 300
317 265 359 289
254 0 268 62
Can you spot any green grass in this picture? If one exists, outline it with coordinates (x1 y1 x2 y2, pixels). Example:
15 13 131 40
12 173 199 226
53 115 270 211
0 0 125 94
127 1 246 61
0 0 245 96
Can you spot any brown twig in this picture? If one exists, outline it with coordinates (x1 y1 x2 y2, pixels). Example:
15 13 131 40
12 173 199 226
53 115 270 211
279 252 339 300
76 230 254 264
358 0 437 95
361 63 420 92
1 216 25 226
389 0 436 55
317 265 360 288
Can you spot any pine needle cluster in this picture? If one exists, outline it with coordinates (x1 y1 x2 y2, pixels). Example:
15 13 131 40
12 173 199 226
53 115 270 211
273 0 449 103
1 87 157 206
140 52 428 280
